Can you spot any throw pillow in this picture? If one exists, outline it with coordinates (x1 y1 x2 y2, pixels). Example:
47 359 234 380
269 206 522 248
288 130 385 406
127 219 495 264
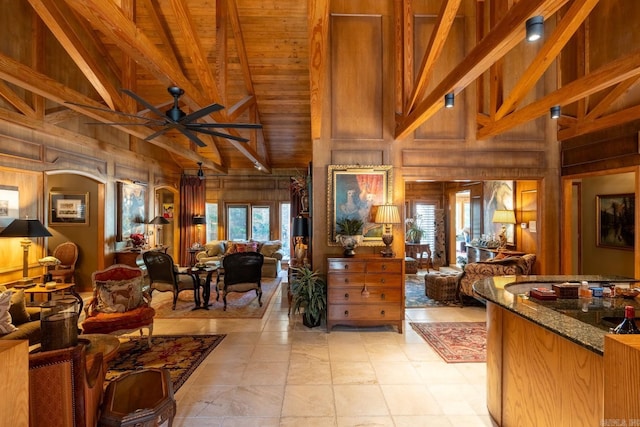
94 277 143 313
224 242 237 255
0 290 18 334
235 242 258 253
260 241 282 257
206 241 225 257
9 289 31 325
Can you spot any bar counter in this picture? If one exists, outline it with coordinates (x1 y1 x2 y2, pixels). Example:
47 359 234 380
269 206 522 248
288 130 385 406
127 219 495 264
472 275 640 427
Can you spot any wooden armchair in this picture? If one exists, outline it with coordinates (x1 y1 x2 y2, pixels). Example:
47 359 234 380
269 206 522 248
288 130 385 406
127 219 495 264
50 241 78 283
217 252 264 311
82 264 155 346
143 251 198 309
29 343 105 427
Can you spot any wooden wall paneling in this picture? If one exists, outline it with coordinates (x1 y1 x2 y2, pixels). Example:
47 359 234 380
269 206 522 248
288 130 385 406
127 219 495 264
331 149 384 166
330 14 383 140
604 335 640 420
517 181 539 264
401 148 546 170
485 302 502 426
0 341 29 427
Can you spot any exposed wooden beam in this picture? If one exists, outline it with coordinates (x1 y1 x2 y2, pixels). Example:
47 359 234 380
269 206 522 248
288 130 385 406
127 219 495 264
560 104 640 141
495 0 600 120
0 80 37 118
477 49 640 139
584 76 640 120
27 0 124 111
0 51 227 173
308 0 329 141
396 0 569 140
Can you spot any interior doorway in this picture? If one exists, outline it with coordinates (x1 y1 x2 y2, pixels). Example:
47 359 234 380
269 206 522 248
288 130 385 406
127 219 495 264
453 190 470 266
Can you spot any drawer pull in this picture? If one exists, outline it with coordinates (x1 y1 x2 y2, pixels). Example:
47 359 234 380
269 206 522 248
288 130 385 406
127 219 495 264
380 310 385 316
361 287 370 298
344 310 349 317
380 293 385 300
343 265 349 270
382 265 387 271
344 278 349 284
380 278 385 284
344 293 349 299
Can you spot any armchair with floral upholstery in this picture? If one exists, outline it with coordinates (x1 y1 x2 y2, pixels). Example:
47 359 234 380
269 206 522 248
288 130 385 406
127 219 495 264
458 254 536 304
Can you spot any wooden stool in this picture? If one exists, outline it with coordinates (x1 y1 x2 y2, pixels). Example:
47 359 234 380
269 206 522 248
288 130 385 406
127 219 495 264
99 368 176 427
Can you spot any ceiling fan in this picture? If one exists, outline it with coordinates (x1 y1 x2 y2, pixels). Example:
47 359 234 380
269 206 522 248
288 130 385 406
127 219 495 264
67 86 261 147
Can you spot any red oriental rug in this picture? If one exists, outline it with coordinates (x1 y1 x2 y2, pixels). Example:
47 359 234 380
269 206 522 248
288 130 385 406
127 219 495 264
410 322 486 363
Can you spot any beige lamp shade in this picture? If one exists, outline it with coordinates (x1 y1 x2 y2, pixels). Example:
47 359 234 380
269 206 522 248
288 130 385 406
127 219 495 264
492 210 516 224
374 204 401 225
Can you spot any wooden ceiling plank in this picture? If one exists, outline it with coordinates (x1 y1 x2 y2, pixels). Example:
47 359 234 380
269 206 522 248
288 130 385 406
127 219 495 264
395 0 569 140
308 0 329 141
0 80 37 118
584 76 640 121
395 0 410 114
61 0 267 172
0 51 227 173
28 0 124 111
477 49 640 139
559 104 640 140
216 0 228 105
495 0 600 120
140 0 182 71
405 0 463 113
225 0 255 95
227 95 255 121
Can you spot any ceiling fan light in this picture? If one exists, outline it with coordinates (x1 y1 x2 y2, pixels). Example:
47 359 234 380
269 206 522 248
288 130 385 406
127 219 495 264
526 16 544 42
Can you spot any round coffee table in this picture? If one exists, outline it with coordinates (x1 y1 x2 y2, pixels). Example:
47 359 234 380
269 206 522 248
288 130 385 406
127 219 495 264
80 334 121 365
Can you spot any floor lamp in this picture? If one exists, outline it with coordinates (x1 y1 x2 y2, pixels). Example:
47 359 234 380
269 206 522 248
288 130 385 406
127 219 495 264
374 204 401 257
149 215 170 247
291 216 309 266
0 218 52 285
192 215 206 248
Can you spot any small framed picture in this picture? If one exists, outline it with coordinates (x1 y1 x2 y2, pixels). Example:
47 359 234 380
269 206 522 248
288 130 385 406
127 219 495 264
50 192 89 225
596 193 634 250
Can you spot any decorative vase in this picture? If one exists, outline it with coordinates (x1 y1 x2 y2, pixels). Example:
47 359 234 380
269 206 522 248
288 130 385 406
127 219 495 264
300 192 309 213
338 235 363 257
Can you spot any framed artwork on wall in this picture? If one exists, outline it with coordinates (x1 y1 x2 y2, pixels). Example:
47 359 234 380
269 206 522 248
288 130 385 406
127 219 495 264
0 185 19 228
117 182 146 241
49 192 89 225
596 193 634 250
484 180 515 244
327 165 392 246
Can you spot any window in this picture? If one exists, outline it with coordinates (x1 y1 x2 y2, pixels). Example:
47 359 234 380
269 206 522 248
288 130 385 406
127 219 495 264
226 203 271 241
252 206 270 241
227 205 248 240
205 203 218 241
415 202 436 250
280 203 291 258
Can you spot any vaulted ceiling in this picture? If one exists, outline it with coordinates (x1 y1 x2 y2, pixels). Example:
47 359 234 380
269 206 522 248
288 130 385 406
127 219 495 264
1 0 639 176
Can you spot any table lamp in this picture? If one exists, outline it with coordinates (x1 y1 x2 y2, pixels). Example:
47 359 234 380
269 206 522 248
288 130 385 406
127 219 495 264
192 215 206 248
374 204 401 257
492 210 516 249
149 215 170 247
291 216 309 265
0 218 52 285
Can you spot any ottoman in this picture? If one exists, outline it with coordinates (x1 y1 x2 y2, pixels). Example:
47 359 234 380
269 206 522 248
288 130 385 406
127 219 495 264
425 271 462 302
405 257 418 274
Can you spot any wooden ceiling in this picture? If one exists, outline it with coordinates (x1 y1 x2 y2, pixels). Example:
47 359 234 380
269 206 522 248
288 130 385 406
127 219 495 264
1 0 639 176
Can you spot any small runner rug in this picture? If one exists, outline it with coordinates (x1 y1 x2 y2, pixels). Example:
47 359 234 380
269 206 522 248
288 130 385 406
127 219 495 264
107 334 225 392
152 277 281 318
410 321 486 363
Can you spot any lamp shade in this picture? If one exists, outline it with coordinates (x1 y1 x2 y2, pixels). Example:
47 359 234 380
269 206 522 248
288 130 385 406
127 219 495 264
292 216 309 237
374 204 401 225
492 210 516 224
0 218 52 238
192 215 206 225
149 215 170 225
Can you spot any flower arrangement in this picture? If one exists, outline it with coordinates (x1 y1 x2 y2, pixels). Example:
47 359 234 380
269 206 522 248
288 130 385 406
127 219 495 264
129 233 146 248
405 216 424 243
290 171 309 196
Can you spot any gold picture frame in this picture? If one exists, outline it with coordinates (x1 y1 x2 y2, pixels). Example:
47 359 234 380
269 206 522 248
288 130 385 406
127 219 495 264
49 192 89 225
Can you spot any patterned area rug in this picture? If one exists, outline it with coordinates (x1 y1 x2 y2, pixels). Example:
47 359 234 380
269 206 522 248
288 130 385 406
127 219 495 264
107 334 225 392
405 273 460 308
410 322 486 363
151 277 281 318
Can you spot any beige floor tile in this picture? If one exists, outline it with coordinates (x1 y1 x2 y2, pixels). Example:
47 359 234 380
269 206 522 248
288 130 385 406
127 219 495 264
226 385 285 417
281 385 336 417
393 415 454 427
249 344 292 362
336 416 395 426
333 385 389 417
287 361 332 385
331 361 377 384
371 360 421 384
380 384 443 415
280 416 337 426
240 361 289 385
290 342 330 363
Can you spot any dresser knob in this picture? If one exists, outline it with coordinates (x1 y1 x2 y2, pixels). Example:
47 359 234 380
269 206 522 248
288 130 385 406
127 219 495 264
381 293 385 300
344 293 349 299
344 278 349 283
380 278 385 284
382 265 387 270
380 310 385 316
344 310 349 317
344 265 349 270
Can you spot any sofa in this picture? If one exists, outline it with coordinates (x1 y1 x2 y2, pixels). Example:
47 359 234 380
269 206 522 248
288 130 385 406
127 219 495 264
0 287 42 345
458 253 536 303
195 240 285 278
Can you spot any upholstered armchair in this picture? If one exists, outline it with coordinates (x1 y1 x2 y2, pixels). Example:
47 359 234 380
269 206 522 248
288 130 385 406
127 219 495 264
217 252 264 310
143 251 198 309
82 264 155 346
458 254 536 303
50 241 79 283
29 343 105 427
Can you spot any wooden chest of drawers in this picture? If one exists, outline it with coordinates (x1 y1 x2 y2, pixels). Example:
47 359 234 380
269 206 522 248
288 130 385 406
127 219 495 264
327 256 404 333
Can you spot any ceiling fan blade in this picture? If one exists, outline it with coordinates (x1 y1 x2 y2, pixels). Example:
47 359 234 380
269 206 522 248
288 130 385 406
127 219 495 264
65 101 153 121
144 127 172 141
186 122 262 129
85 121 163 126
191 127 249 143
179 103 225 123
177 127 208 147
121 89 170 121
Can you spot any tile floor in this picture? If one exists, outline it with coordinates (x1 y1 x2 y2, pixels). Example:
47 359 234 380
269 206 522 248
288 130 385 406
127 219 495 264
146 272 495 427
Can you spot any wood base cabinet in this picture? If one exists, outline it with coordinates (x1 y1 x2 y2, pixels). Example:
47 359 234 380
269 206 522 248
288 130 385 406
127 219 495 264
327 256 404 333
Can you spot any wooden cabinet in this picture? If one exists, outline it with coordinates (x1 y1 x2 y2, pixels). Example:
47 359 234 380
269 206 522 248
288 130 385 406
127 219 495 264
327 256 404 333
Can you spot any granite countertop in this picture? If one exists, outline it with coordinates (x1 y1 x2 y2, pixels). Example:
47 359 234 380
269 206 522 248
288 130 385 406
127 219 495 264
473 275 639 355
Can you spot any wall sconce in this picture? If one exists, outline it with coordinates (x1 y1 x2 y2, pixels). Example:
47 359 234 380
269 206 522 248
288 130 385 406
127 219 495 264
374 204 401 257
526 16 544 42
444 92 455 108
192 215 206 248
550 105 561 119
0 218 52 285
197 162 205 180
492 210 516 249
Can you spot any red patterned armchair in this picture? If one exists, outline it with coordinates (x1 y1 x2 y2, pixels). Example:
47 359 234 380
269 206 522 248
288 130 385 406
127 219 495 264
458 254 536 303
82 264 155 346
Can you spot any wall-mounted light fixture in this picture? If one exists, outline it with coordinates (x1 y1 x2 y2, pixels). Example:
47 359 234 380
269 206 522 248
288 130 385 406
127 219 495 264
197 162 205 180
550 105 561 119
526 16 544 42
444 92 455 108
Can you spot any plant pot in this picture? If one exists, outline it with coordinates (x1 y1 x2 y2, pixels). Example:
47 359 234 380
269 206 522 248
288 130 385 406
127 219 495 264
303 314 321 328
338 235 363 257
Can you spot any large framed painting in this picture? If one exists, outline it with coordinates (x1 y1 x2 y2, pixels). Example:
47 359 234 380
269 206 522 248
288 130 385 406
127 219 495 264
327 165 393 246
117 182 146 241
49 192 89 225
484 180 515 244
597 193 634 250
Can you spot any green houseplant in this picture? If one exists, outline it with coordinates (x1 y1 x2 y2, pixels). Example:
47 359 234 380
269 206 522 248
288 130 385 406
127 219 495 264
405 218 424 243
290 266 327 327
335 217 364 256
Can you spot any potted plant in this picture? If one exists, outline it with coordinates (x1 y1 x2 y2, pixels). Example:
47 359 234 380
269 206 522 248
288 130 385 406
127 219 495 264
335 217 364 256
405 218 423 243
290 266 327 328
